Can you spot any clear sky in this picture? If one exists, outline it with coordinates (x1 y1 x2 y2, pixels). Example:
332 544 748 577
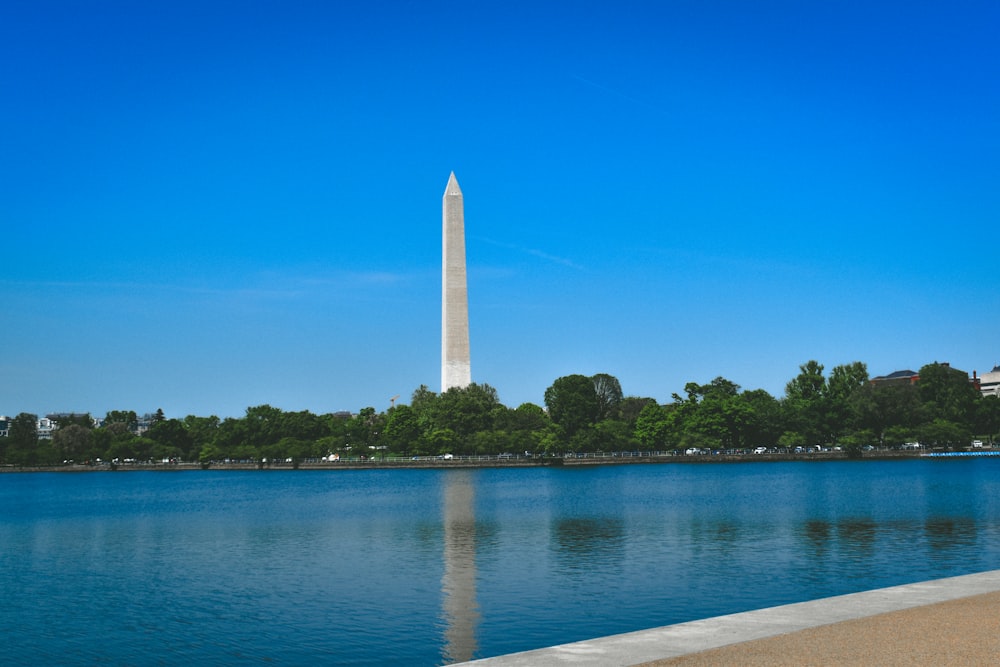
2 1 998 420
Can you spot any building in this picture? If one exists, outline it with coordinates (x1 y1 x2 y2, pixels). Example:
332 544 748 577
978 365 1000 397
870 369 920 387
870 362 983 394
37 417 56 439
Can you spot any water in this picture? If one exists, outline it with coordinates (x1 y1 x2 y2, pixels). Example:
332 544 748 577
3 459 1000 665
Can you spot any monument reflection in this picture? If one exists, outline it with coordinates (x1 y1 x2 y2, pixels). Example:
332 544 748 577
440 470 480 664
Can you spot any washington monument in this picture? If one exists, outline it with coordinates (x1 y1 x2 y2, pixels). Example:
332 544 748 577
442 172 471 392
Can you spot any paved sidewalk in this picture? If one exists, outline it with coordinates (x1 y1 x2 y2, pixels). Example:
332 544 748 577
458 570 1000 666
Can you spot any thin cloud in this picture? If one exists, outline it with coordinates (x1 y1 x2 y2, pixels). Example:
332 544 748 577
477 237 585 270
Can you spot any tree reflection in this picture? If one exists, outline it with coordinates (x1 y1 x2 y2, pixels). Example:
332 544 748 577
925 517 976 559
837 518 878 557
802 519 831 557
552 517 625 571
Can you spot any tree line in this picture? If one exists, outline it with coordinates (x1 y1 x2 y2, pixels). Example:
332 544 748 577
2 361 998 466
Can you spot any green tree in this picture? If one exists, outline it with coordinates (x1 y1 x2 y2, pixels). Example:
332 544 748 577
408 385 440 444
508 403 549 432
786 360 826 402
740 389 783 447
99 421 143 461
618 397 657 428
422 427 456 455
90 428 113 461
6 413 39 465
410 384 438 420
544 374 599 439
919 418 970 450
266 437 312 466
209 417 251 460
592 373 623 421
105 410 138 432
244 404 284 451
884 424 919 449
500 403 554 455
106 438 138 462
827 362 869 440
384 404 420 455
670 377 751 449
828 362 869 400
592 417 634 451
918 362 979 425
55 413 94 429
975 395 1000 445
517 404 552 453
146 419 193 460
783 361 829 444
436 383 502 446
318 413 352 453
348 407 384 457
777 430 808 449
634 402 672 449
851 382 921 446
52 423 92 462
184 415 220 460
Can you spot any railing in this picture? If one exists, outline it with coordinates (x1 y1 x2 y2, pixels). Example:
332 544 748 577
11 445 985 472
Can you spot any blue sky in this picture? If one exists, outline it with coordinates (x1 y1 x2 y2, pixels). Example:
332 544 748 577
2 0 998 419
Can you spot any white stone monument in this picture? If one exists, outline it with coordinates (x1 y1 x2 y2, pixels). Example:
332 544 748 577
442 172 471 392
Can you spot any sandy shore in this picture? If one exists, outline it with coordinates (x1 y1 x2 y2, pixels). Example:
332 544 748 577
641 590 1000 666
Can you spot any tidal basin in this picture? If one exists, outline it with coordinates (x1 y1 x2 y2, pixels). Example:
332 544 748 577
3 459 1000 665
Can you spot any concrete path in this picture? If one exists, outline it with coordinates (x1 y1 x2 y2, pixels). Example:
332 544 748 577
456 570 1000 666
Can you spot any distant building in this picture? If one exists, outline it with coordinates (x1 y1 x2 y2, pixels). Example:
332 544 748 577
137 413 157 435
37 417 56 439
978 365 1000 397
870 363 980 392
0 416 9 438
870 369 920 387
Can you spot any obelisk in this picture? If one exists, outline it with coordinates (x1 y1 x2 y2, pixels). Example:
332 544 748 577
442 172 471 392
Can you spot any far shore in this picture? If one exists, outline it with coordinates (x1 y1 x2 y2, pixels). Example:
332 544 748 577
0 449 958 473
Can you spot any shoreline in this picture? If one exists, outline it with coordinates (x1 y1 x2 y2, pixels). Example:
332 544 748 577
457 570 1000 666
0 449 942 473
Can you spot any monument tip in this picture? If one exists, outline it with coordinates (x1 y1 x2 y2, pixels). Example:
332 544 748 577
445 171 462 196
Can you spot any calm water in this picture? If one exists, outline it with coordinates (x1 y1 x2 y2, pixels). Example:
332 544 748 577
3 459 1000 665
